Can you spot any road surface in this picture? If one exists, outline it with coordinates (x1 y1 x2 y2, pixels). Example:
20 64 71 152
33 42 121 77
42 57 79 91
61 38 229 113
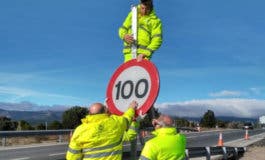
0 129 264 160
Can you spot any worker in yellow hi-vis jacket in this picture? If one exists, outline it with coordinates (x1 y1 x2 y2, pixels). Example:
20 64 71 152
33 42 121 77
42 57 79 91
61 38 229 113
119 0 163 62
66 101 138 160
139 114 186 160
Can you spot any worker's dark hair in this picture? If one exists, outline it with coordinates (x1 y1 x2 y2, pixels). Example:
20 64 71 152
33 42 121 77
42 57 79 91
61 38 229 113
140 0 153 11
98 105 106 114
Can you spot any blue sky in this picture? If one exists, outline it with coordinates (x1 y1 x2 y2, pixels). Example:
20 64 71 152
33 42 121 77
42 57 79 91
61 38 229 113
0 0 265 118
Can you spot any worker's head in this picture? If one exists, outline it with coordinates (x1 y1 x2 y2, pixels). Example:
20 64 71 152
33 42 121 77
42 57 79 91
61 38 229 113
140 0 153 16
152 114 174 129
89 103 107 115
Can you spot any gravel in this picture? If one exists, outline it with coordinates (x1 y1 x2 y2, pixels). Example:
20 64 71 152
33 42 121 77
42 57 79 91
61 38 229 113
240 138 265 160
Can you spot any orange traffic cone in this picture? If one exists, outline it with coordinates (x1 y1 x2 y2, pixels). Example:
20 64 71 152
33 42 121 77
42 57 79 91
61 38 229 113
217 132 224 146
244 129 249 140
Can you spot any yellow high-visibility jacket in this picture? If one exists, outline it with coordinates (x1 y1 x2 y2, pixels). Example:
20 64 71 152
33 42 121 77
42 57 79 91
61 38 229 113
139 128 186 160
119 5 163 62
123 121 140 141
66 108 135 160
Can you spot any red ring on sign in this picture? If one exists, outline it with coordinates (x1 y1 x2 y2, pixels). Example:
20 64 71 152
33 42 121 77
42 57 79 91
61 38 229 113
106 59 160 116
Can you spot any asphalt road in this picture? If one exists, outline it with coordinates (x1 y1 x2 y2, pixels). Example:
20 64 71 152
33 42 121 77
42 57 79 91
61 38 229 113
0 129 264 160
0 143 68 160
185 128 265 147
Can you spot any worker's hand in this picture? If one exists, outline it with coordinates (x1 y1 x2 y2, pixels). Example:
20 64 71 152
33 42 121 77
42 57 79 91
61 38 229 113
137 54 146 62
124 34 134 44
129 100 138 110
135 110 147 122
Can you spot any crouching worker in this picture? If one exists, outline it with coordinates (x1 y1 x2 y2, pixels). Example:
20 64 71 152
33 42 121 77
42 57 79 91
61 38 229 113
66 101 138 160
139 114 186 160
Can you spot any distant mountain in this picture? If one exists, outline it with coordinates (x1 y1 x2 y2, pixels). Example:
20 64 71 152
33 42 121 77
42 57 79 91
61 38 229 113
0 108 63 125
216 116 258 123
0 107 259 126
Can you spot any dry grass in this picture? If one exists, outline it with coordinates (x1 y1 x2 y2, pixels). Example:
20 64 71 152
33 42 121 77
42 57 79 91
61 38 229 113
240 138 265 159
1 135 70 146
240 146 265 160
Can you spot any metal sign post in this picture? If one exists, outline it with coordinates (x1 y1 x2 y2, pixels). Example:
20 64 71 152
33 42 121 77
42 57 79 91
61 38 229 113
131 5 137 59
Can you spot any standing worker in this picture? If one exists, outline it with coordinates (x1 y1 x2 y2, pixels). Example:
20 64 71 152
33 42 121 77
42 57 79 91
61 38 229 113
66 101 138 160
119 0 163 62
139 114 186 160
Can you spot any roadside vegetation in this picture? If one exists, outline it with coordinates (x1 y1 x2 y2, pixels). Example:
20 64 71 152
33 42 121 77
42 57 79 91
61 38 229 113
0 107 258 131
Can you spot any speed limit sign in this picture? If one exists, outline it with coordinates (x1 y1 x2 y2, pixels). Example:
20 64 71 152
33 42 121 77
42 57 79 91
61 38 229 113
106 59 160 116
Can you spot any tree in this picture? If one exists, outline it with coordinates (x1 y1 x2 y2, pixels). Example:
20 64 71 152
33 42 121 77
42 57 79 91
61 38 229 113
200 110 216 128
35 123 46 130
174 117 190 127
216 119 228 128
227 121 243 129
48 120 62 130
139 107 160 129
0 116 17 131
18 120 34 130
62 106 88 129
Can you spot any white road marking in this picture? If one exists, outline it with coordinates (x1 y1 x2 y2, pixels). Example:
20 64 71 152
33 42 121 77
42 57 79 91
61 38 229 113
10 157 30 160
49 152 65 156
0 142 68 151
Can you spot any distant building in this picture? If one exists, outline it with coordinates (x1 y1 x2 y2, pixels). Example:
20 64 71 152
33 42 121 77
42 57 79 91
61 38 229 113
259 116 265 128
259 116 265 124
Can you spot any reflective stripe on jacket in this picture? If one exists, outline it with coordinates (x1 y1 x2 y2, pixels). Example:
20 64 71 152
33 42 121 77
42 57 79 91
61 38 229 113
119 5 163 62
139 128 186 160
66 108 135 160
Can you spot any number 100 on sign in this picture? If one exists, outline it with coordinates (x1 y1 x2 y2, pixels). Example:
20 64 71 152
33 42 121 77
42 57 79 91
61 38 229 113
115 78 149 100
112 66 151 112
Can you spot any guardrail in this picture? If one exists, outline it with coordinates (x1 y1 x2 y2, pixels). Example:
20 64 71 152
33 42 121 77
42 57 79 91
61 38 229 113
0 130 72 146
142 127 199 132
1 130 246 160
0 130 72 137
178 127 199 132
139 129 246 160
185 146 246 160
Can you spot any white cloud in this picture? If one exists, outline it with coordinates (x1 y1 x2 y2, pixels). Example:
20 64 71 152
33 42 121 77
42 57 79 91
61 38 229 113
0 86 88 106
249 87 265 95
0 101 69 111
250 87 260 94
209 90 246 97
0 86 37 98
155 98 265 118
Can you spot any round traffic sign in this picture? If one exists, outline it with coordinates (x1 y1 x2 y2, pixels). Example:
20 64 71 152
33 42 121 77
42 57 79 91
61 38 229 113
106 59 160 116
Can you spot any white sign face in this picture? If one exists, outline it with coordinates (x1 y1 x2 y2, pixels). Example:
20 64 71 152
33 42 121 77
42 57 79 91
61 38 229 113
112 66 151 112
106 59 159 116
